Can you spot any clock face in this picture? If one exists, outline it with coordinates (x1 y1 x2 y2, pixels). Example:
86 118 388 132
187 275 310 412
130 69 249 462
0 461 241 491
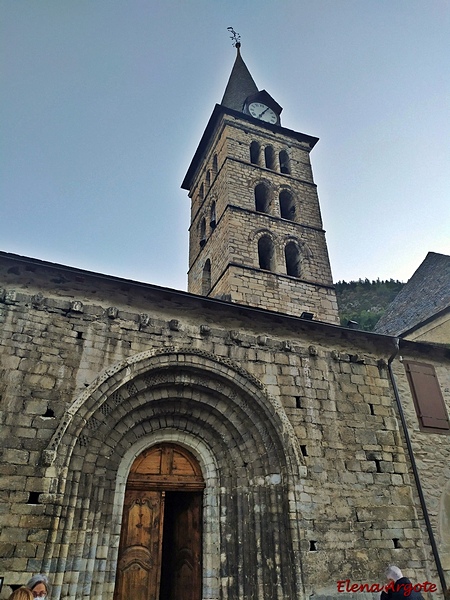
248 102 278 124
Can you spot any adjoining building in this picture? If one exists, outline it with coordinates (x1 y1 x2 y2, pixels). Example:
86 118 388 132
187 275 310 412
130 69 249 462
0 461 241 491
375 251 450 344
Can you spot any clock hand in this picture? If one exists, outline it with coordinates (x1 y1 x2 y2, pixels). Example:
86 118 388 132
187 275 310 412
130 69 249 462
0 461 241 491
258 107 270 118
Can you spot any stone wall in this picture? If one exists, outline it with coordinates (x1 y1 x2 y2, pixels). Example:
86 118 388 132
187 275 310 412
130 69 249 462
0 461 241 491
210 262 339 322
0 254 448 599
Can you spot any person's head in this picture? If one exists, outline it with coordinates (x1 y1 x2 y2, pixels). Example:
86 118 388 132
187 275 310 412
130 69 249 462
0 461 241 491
386 566 403 582
26 575 50 599
8 587 34 600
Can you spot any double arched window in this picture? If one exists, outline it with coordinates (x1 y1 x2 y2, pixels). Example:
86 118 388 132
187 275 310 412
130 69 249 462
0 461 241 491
200 218 206 247
255 183 270 214
253 184 297 221
279 190 296 221
285 242 301 277
197 155 218 205
264 146 276 170
279 150 291 174
199 200 217 247
250 142 261 165
202 259 211 295
255 235 302 278
210 201 216 229
258 236 275 271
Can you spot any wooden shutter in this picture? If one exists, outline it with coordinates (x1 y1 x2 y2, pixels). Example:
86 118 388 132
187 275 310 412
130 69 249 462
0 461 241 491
404 361 450 432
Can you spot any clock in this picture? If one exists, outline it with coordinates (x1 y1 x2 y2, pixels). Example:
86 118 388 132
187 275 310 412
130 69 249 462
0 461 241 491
248 102 278 124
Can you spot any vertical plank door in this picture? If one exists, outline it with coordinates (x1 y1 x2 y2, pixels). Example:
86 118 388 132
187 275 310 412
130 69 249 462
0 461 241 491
113 490 165 600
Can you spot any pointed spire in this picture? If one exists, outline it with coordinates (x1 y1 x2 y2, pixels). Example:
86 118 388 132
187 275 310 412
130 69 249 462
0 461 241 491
221 43 259 112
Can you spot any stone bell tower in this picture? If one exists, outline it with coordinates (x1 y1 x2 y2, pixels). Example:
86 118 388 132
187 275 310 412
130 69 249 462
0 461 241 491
182 42 339 324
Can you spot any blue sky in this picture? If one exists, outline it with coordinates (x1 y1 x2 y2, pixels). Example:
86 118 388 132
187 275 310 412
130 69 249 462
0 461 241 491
2 1 449 289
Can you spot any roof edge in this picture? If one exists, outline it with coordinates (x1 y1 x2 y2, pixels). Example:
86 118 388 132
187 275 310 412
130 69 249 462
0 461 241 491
1 250 447 358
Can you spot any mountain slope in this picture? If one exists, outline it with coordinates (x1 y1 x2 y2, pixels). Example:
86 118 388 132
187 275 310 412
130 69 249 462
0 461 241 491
335 279 404 331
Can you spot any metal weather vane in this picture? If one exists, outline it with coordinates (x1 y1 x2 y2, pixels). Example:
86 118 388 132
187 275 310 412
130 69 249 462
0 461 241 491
227 27 241 48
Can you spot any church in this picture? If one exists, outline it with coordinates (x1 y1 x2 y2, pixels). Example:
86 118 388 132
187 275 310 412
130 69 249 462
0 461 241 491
0 42 449 600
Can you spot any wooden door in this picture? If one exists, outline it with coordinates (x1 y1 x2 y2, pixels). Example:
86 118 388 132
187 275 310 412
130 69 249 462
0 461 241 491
113 490 164 600
114 444 204 600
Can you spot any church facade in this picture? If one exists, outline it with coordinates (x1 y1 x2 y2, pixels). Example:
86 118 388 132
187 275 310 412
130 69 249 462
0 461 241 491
0 45 449 600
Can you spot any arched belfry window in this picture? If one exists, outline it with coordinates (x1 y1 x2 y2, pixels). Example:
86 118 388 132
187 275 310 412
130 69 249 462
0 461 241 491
285 242 301 277
255 183 270 214
202 259 211 295
250 141 261 165
279 150 291 174
210 201 216 229
206 170 211 189
200 218 206 247
199 183 204 201
212 154 218 174
279 190 296 221
264 146 276 170
258 236 275 271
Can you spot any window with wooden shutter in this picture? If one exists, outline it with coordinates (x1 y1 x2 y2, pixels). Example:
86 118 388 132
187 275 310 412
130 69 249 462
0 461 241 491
404 361 450 433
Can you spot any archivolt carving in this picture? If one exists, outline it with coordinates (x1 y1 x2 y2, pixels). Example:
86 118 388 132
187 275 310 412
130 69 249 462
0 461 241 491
44 346 301 471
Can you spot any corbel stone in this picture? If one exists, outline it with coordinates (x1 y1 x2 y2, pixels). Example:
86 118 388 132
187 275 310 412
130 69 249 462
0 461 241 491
32 292 45 308
139 313 151 328
229 330 241 343
4 290 18 305
350 353 365 364
331 350 340 361
107 306 119 319
70 301 84 313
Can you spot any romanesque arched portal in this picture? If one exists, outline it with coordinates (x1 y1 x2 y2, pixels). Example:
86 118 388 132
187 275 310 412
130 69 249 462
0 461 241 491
41 348 307 600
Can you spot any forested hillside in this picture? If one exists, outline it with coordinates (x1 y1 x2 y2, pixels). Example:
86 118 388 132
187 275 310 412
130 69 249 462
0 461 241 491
335 279 404 331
